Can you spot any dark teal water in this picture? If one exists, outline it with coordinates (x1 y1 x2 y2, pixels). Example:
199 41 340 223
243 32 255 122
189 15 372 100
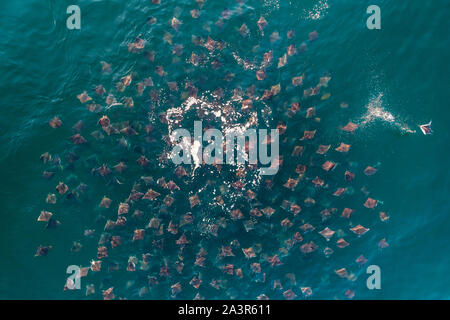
0 0 449 299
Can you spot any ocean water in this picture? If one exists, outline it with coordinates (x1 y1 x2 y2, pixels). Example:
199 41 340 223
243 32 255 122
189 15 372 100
0 0 449 300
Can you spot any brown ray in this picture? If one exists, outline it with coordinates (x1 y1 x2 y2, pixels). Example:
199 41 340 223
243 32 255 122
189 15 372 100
37 211 52 222
319 227 335 241
143 189 160 201
77 91 92 103
322 160 336 171
335 268 349 278
133 229 145 241
356 255 368 265
301 129 316 140
113 162 127 173
99 196 112 208
102 287 114 300
283 178 298 190
350 225 370 236
256 69 266 80
111 236 122 248
306 107 315 118
309 30 319 41
341 122 358 133
301 287 313 297
364 198 378 209
364 166 378 176
336 238 349 248
257 16 267 31
49 116 62 129
345 170 355 182
300 241 318 254
70 134 87 144
242 247 256 259
90 260 101 272
189 194 200 208
35 245 52 257
335 143 351 153
287 44 297 56
280 217 293 229
333 187 347 197
118 202 129 215
379 211 390 222
147 217 161 229
46 193 56 204
190 277 202 289
345 289 355 299
378 238 389 248
56 182 68 195
316 144 330 154
292 76 304 87
341 208 354 219
97 246 108 259
283 289 297 300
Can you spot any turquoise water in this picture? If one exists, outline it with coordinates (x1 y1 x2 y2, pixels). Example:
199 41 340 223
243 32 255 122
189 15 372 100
0 0 449 299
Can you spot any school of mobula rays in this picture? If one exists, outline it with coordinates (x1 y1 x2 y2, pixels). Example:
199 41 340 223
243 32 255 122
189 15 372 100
38 0 393 300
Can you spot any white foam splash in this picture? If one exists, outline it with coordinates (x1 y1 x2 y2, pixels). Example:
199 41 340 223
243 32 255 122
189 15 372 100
232 52 259 71
263 0 280 14
361 93 394 124
360 93 415 133
166 94 263 180
303 0 329 21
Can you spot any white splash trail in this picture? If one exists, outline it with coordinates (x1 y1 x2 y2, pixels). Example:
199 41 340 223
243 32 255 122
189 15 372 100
359 93 416 134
